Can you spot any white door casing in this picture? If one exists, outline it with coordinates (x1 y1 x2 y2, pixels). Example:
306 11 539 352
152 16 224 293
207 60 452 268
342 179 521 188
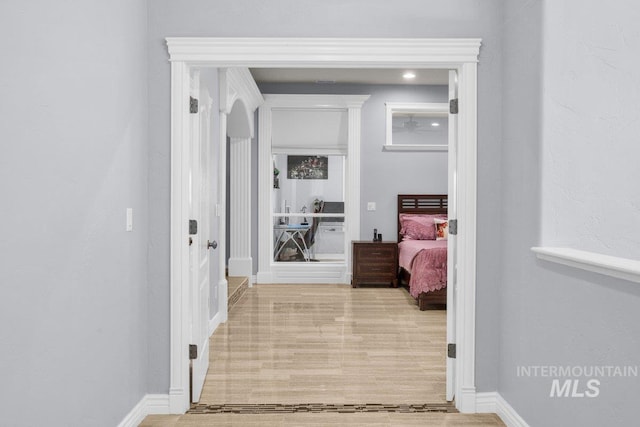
257 94 369 284
167 38 480 414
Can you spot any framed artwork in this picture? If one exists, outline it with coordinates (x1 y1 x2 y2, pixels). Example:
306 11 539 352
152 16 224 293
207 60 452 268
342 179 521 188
287 155 328 179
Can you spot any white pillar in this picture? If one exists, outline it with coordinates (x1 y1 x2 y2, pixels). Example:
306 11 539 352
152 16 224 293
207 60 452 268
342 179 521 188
345 104 363 282
227 137 253 277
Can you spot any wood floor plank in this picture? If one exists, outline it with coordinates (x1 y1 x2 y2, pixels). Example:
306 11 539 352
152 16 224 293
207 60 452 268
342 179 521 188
140 284 505 426
199 284 448 405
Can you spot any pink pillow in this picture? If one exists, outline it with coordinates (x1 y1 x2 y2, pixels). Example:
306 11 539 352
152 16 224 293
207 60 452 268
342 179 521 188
434 218 449 240
399 214 447 240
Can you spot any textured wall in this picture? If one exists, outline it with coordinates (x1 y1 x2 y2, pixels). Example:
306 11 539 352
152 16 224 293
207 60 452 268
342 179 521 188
540 2 640 258
500 1 640 425
0 1 149 426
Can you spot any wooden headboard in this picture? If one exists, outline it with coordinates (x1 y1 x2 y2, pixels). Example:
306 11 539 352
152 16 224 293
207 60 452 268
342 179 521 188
397 194 448 242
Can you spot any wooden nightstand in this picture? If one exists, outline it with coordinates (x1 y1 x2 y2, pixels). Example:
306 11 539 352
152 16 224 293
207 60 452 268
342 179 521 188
351 241 398 288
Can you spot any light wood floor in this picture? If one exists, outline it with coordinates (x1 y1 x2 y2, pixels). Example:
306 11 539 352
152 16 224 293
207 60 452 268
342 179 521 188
140 284 504 426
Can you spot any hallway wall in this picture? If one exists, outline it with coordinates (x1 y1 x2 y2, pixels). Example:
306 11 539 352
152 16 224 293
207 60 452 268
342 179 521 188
147 0 503 394
500 1 640 425
0 1 149 426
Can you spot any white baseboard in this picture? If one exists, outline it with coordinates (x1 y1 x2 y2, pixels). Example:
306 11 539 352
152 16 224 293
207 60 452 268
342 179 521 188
209 311 222 336
118 394 171 427
117 395 147 427
145 394 171 415
476 392 529 427
456 386 478 413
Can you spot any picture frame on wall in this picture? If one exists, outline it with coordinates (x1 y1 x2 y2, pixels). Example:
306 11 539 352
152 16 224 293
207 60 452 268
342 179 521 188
287 155 328 180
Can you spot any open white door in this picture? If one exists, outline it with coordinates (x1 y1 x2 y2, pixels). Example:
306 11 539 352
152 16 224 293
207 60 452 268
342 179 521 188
446 69 458 402
188 71 212 403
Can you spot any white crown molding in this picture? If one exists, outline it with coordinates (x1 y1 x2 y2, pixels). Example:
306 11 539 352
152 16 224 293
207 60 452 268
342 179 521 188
219 67 264 114
166 37 481 66
219 68 263 138
531 247 640 284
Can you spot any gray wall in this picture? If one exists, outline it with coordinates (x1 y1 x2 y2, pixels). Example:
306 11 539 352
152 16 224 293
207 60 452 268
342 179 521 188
500 1 640 426
540 2 640 259
147 0 503 395
3 1 636 424
0 1 149 426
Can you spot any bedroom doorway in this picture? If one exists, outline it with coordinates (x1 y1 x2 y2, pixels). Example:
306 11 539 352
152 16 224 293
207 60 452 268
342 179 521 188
166 38 480 414
257 94 369 284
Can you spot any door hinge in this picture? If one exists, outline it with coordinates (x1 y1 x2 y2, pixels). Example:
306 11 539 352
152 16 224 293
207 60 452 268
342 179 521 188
189 344 198 360
449 98 459 115
449 219 458 235
447 343 456 359
189 219 198 235
190 96 199 114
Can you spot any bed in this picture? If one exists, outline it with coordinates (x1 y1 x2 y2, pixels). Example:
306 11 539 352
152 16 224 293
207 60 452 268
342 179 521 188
397 194 448 310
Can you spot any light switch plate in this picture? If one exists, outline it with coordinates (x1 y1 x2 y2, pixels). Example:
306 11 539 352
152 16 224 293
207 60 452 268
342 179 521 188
126 208 133 232
367 202 376 211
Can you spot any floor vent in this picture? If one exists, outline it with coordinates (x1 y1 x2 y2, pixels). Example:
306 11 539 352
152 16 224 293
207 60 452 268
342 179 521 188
188 403 457 414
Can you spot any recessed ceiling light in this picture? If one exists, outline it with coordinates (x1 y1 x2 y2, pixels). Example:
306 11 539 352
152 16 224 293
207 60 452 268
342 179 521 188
402 72 416 80
431 122 440 127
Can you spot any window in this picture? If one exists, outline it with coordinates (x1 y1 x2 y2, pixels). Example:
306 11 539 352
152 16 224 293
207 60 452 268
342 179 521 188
272 154 345 262
384 102 449 151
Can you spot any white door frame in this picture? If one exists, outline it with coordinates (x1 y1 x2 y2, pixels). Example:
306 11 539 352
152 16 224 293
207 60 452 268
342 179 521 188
166 37 480 414
257 94 370 284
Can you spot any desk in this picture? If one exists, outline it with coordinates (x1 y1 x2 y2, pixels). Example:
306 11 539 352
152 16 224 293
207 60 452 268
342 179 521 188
274 224 311 261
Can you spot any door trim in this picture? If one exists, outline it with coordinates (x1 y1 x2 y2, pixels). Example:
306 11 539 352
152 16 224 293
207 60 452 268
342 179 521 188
167 37 481 414
257 94 369 284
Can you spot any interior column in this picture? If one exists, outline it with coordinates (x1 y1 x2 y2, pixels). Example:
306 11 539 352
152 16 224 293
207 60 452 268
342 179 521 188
227 137 252 278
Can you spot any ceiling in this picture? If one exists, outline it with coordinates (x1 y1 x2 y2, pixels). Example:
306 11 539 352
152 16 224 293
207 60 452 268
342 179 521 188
250 68 449 86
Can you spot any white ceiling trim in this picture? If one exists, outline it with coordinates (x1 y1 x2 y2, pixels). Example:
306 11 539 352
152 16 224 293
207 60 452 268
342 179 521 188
166 37 481 67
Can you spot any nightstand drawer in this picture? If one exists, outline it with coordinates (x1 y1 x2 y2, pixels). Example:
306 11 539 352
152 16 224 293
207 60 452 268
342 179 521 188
355 246 396 261
355 262 396 276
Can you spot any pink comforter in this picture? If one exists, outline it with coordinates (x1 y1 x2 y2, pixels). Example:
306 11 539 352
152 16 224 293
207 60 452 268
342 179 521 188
398 240 448 298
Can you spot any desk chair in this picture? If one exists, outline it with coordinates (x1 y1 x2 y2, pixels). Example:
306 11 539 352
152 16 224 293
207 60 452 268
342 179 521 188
301 200 324 260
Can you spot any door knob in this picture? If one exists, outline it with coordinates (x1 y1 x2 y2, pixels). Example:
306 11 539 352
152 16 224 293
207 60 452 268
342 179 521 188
207 240 218 250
